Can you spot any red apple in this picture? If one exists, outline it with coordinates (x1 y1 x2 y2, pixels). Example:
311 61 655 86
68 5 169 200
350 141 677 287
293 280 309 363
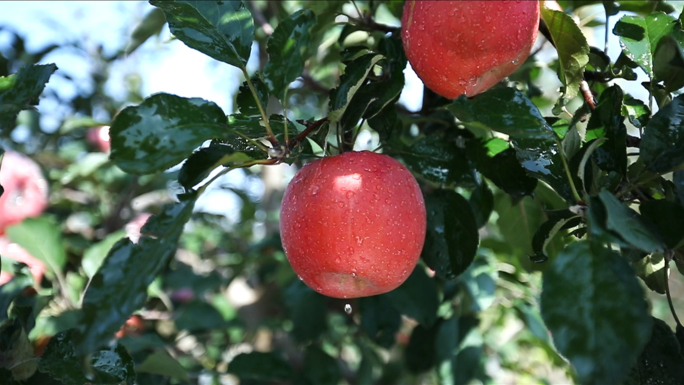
0 151 49 234
125 213 152 243
402 0 540 98
280 151 426 299
0 236 46 285
86 125 111 153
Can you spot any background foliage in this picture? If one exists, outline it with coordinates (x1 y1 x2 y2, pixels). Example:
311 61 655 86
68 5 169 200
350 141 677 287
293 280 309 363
1 1 684 384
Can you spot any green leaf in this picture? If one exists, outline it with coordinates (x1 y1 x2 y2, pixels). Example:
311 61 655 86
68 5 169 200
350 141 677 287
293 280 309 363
228 352 294 381
301 346 341 385
125 8 166 55
640 93 684 173
236 77 269 117
38 330 88 385
495 194 545 258
110 93 227 174
540 241 653 385
328 54 384 123
540 8 590 99
0 321 37 381
597 189 665 253
284 280 327 342
386 266 439 326
0 268 33 322
75 199 195 353
623 95 651 129
0 64 57 130
422 189 479 280
405 322 440 374
90 344 136 385
585 85 627 176
263 9 316 98
137 350 189 382
448 88 572 200
613 13 678 78
624 317 684 384
359 295 401 348
632 252 667 294
81 231 125 278
6 217 66 279
640 200 684 249
469 180 494 228
435 316 483 385
459 256 497 313
399 133 476 187
531 215 581 263
174 301 228 332
150 0 254 69
469 146 537 198
654 35 684 92
178 143 258 189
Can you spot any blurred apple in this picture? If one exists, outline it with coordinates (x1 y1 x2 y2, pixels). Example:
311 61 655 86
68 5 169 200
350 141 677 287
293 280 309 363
0 151 49 234
0 236 46 285
125 213 152 243
86 125 111 153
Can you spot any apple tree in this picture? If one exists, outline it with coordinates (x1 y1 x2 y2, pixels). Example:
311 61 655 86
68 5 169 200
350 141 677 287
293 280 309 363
1 1 684 384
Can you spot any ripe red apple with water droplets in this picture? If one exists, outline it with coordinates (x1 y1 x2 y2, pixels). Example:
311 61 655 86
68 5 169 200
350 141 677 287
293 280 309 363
402 0 540 99
280 151 426 299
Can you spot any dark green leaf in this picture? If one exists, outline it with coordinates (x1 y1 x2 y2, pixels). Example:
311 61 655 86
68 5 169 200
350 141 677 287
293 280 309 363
38 330 88 385
640 200 684 248
613 13 678 78
469 180 494 228
82 231 125 278
75 199 195 353
675 170 684 205
0 64 57 130
435 316 483 385
623 95 651 129
422 189 479 280
284 280 327 342
540 8 590 99
110 93 227 174
90 344 136 385
328 54 384 122
459 256 497 313
386 266 439 326
0 321 36 381
174 301 228 332
301 346 341 385
469 146 537 198
150 0 254 69
585 85 627 176
531 215 581 263
125 8 166 55
228 352 293 381
641 93 684 173
263 9 316 98
399 133 476 187
178 143 258 189
540 241 653 385
359 295 401 348
6 217 66 279
654 35 684 92
624 317 684 384
448 88 572 200
597 189 665 253
0 267 33 322
405 322 439 374
236 77 269 117
495 194 545 258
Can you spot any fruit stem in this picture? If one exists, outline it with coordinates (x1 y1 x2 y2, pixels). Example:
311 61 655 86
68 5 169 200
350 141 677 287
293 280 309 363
241 65 279 150
554 135 583 203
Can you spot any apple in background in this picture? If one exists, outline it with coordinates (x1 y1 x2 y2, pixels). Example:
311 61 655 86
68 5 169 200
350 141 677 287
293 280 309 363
125 212 152 243
402 0 540 99
280 151 426 299
0 151 49 234
0 236 46 285
87 125 111 153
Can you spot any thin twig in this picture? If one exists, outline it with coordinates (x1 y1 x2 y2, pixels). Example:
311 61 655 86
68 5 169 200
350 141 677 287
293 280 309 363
664 256 683 328
288 117 328 148
247 0 274 35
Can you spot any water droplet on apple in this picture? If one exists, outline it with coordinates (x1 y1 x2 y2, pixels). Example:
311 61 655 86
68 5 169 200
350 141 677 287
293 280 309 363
351 272 357 278
335 257 341 263
344 304 352 314
297 275 303 281
346 191 355 198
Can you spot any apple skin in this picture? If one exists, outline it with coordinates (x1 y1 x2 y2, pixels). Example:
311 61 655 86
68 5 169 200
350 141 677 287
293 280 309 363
86 125 111 153
0 236 46 285
402 0 540 99
0 151 49 234
280 151 426 299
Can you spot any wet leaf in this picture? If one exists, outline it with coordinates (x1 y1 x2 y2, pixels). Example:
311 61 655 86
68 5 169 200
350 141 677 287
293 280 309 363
178 143 258 189
422 189 479 280
469 180 494 228
236 77 269 117
386 266 439 327
110 93 228 174
0 63 57 130
531 215 581 263
75 199 195 353
585 85 627 176
640 200 684 249
654 35 684 92
263 9 316 98
540 241 653 385
400 133 476 187
328 54 384 123
469 146 537 198
540 8 590 99
624 317 684 384
613 13 679 78
640 93 684 173
150 0 254 69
